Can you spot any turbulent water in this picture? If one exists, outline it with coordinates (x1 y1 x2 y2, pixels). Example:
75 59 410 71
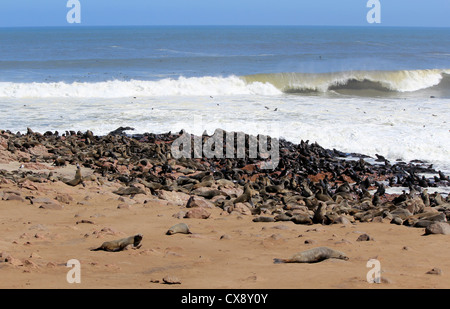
1 69 449 97
0 26 449 172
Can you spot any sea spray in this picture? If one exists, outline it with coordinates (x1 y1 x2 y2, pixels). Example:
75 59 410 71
0 69 448 98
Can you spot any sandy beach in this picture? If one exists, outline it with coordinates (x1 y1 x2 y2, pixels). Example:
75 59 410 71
1 2 450 297
1 129 449 289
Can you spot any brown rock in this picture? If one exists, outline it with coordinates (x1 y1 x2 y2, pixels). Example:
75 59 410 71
219 186 243 197
186 196 214 209
34 233 46 239
335 238 352 245
426 267 443 275
39 203 63 210
162 275 181 285
3 193 25 202
32 197 56 204
76 220 95 225
184 207 211 219
172 211 187 219
3 254 23 266
156 190 190 206
268 233 283 241
115 165 130 175
271 225 290 230
29 252 42 259
117 203 132 209
241 164 257 172
56 193 73 204
233 203 252 216
20 180 39 191
28 145 50 157
23 259 39 268
424 222 450 235
371 216 384 223
356 233 374 241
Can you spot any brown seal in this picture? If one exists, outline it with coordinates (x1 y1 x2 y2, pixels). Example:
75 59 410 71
233 183 255 204
113 186 146 196
274 246 348 263
64 164 83 186
91 234 143 252
166 223 192 235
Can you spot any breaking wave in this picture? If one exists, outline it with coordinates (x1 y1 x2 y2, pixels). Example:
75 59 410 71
0 69 448 98
242 69 450 95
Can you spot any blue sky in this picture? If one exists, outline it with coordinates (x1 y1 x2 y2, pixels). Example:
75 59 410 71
0 0 449 27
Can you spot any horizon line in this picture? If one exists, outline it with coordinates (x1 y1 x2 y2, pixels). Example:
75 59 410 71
1 24 449 29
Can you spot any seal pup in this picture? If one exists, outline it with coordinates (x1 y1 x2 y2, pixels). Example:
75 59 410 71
312 201 327 224
274 247 348 264
91 234 143 252
166 223 192 235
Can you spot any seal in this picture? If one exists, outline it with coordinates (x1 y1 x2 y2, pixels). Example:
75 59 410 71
91 234 143 252
252 216 276 222
194 189 225 199
290 213 313 225
313 201 327 224
113 186 146 196
166 223 192 235
273 246 348 264
64 164 83 186
233 183 254 204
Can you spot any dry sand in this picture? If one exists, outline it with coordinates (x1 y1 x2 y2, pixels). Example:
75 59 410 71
0 164 449 289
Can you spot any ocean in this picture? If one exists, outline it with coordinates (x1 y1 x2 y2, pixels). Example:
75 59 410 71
0 26 449 172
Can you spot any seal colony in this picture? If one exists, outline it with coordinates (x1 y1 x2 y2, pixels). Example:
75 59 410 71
0 127 449 234
0 128 450 276
1 127 450 288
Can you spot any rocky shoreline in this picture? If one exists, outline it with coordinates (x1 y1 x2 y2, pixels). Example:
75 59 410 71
1 127 449 234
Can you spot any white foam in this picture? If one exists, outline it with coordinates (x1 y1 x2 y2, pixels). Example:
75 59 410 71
1 69 447 98
1 85 449 174
0 76 281 98
374 69 443 92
